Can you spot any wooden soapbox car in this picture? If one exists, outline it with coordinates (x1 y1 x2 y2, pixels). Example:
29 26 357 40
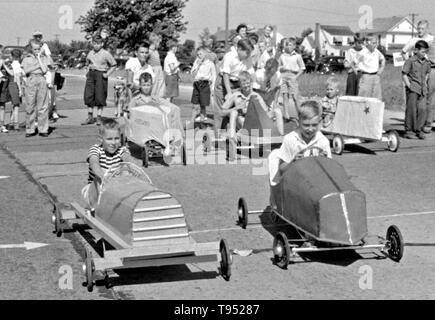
203 89 296 159
51 163 231 291
322 96 400 155
123 99 186 167
237 146 404 268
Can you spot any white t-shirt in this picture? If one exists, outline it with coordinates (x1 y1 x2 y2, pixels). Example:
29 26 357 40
222 50 254 80
269 130 331 186
402 34 435 57
125 57 155 86
164 51 179 75
254 68 281 91
357 48 385 73
11 60 24 83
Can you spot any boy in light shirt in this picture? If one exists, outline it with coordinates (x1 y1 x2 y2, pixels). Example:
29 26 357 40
190 46 216 124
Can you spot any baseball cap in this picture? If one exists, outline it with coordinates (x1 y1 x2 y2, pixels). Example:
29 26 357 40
33 31 43 37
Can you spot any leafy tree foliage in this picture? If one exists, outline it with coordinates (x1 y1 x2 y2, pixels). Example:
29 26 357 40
77 0 189 51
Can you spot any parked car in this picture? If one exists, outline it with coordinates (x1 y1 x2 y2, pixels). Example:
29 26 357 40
302 55 317 73
316 56 346 74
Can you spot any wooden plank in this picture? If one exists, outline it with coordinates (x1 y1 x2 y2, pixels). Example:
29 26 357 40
142 194 172 201
133 213 185 223
132 223 187 233
94 253 218 271
132 236 191 247
104 241 218 260
133 232 189 242
133 207 184 221
70 202 131 250
134 204 182 213
136 197 179 209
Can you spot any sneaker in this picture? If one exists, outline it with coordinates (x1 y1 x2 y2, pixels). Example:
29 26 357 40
195 116 201 122
0 125 8 133
417 132 426 140
81 117 95 125
422 126 432 133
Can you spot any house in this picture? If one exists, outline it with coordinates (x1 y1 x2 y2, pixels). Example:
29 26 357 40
301 24 355 57
359 16 417 54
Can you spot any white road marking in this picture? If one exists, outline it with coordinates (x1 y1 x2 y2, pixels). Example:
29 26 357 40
0 242 49 250
368 211 435 219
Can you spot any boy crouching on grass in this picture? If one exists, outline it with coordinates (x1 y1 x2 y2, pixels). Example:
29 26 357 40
402 40 431 140
321 77 340 128
82 118 132 210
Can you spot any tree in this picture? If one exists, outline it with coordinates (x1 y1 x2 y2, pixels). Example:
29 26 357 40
199 27 213 49
77 0 189 51
177 39 195 62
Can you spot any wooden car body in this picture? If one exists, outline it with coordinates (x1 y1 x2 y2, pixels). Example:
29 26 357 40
272 156 368 246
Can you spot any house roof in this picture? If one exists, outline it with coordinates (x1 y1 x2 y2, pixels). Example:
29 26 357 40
359 16 413 33
321 25 354 36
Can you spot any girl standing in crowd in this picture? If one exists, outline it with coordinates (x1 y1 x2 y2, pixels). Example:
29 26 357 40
163 40 180 103
148 32 165 98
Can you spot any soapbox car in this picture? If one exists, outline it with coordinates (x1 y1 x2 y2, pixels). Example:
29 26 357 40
236 146 404 268
51 163 231 291
322 96 400 155
203 90 296 159
123 99 186 167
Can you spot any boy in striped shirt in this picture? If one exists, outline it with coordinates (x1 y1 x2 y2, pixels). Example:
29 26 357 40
81 118 132 209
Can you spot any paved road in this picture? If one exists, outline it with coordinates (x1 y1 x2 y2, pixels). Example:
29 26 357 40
1 70 435 300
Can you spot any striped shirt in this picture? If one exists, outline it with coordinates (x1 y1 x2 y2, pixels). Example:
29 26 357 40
87 144 130 183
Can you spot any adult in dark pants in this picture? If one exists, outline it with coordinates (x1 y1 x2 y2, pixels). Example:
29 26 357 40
344 37 364 96
82 36 117 126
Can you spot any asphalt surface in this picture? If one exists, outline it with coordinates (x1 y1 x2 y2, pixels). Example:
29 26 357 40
1 69 435 300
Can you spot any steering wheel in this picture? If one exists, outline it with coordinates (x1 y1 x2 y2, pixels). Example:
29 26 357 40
294 146 329 161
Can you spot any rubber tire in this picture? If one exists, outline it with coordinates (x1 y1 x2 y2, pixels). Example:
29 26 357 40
84 248 95 292
237 197 248 229
220 239 232 281
386 225 404 262
142 144 149 168
273 232 290 269
386 130 400 152
53 204 63 237
181 143 187 166
332 134 344 155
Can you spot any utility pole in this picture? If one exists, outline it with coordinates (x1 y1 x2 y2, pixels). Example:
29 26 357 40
16 37 20 46
410 13 419 37
225 0 229 51
315 23 321 61
54 34 60 41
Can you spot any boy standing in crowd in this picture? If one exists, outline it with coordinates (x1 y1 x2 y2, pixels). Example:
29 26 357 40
402 40 431 140
82 35 117 126
357 36 385 100
190 46 216 124
278 37 305 121
164 40 180 103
